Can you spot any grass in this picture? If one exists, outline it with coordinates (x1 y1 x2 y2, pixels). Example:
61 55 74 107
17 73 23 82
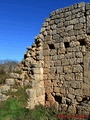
6 85 29 108
0 98 89 120
0 98 28 120
0 84 89 120
0 98 58 120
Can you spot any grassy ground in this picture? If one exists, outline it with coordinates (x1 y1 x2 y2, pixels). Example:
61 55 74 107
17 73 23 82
0 86 89 120
0 97 89 120
0 98 59 120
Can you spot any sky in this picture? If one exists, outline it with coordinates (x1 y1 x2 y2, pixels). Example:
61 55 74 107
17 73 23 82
0 0 90 62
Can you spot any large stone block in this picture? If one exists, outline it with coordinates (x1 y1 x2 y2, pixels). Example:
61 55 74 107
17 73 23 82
64 66 72 73
70 81 83 89
31 68 43 74
27 98 35 109
72 65 83 73
64 73 75 81
5 78 15 86
50 50 57 55
56 66 63 73
10 73 19 79
75 89 83 96
43 50 49 56
82 83 90 96
54 61 61 66
74 23 84 30
62 59 70 65
0 93 9 101
44 80 51 87
36 95 45 106
65 25 73 31
0 85 10 93
68 105 76 114
53 87 60 92
58 54 64 60
36 88 43 97
75 73 83 80
45 87 52 94
70 18 79 25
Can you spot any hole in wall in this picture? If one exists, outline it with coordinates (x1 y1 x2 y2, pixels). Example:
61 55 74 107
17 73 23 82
82 96 90 102
30 70 34 75
48 44 55 49
45 93 48 101
76 107 79 114
54 95 62 104
64 42 70 48
80 62 84 68
78 39 86 46
66 99 72 105
55 69 57 74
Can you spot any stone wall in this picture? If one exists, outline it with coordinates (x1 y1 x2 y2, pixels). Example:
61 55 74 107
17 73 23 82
0 2 90 116
41 2 90 115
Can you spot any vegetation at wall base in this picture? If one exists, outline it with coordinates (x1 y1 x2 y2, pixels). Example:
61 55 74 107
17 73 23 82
0 97 89 120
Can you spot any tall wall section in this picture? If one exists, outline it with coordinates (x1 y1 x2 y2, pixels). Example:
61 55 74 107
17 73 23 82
40 2 90 115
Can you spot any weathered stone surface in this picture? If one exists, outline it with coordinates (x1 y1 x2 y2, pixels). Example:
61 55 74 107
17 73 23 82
5 79 15 86
64 73 75 81
26 89 36 98
68 105 76 114
0 93 9 101
10 73 19 78
64 66 72 73
0 85 10 93
72 65 83 72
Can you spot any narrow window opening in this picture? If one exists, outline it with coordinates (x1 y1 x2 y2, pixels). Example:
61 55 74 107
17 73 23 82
54 95 62 104
64 42 69 48
79 39 86 46
45 93 48 101
55 69 57 74
48 44 55 49
30 70 34 75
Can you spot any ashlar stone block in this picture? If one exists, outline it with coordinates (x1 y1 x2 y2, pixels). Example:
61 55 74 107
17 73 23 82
62 59 70 65
72 65 83 73
56 66 63 73
75 73 83 80
64 73 75 81
64 66 72 73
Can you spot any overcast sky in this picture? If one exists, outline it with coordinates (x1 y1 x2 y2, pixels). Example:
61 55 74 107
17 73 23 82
0 0 90 61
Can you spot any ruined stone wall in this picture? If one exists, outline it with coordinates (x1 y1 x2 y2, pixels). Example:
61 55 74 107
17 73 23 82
0 2 90 116
0 36 45 109
40 2 90 115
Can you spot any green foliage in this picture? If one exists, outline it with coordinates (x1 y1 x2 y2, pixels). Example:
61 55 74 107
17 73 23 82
0 98 28 120
0 99 89 120
0 100 59 120
7 86 29 108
